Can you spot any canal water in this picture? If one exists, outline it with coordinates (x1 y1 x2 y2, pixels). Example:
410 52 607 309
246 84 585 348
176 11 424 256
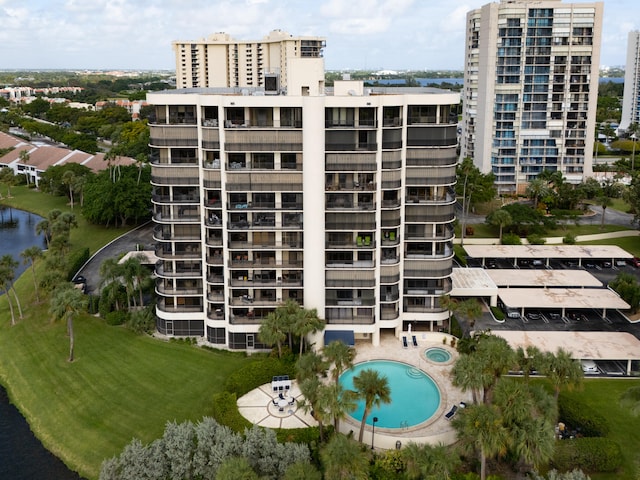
0 207 83 479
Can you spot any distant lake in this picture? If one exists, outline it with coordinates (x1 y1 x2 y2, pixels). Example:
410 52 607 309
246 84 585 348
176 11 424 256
0 206 45 282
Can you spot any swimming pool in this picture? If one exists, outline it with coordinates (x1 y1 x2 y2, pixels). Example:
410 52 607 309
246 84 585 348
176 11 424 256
339 360 441 429
425 347 452 363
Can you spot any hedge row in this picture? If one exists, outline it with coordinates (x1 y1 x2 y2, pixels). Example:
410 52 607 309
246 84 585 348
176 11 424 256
67 247 90 281
558 394 610 437
552 437 622 473
223 356 296 397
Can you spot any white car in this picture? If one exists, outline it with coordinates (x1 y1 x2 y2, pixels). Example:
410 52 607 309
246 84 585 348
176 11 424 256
581 360 599 374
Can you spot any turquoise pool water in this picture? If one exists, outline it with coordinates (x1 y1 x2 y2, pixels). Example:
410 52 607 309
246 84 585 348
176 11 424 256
339 360 440 429
425 347 452 363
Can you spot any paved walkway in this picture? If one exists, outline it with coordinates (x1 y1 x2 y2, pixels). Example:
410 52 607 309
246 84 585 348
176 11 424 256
237 332 470 450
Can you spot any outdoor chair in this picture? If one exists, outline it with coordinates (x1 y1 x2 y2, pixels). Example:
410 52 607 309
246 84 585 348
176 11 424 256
445 405 458 420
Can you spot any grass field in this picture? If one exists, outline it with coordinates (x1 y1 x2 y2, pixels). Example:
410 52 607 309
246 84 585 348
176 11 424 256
0 187 253 479
561 379 640 480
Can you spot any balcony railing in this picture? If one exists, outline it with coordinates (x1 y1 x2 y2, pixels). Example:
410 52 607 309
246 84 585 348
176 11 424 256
155 263 202 278
157 300 203 313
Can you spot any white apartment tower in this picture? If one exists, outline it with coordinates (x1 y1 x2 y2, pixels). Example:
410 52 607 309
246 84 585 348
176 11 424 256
173 30 326 93
150 33 459 350
462 0 603 194
621 31 640 132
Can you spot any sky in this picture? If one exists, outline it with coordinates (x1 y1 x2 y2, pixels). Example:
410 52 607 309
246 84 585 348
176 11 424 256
0 0 637 72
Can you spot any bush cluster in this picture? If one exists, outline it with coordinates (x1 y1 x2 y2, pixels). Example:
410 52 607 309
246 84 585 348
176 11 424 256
552 437 622 473
211 392 253 433
558 395 610 437
67 247 90 281
501 233 522 245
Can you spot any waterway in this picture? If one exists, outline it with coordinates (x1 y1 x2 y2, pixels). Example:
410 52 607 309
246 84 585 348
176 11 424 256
0 206 83 479
0 206 45 280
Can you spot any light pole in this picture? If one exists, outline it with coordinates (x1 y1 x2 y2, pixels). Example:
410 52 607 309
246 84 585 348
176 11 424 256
371 416 378 449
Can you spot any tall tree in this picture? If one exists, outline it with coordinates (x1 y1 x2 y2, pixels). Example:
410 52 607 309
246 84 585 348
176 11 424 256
539 348 583 402
19 150 31 185
403 442 461 480
0 263 17 326
526 178 550 210
595 194 613 230
62 170 77 209
453 403 510 480
323 340 356 385
0 255 23 320
456 157 496 246
320 434 370 480
318 382 357 432
486 208 513 242
292 306 325 357
258 310 287 358
49 283 88 362
352 368 391 443
21 245 43 302
628 122 639 171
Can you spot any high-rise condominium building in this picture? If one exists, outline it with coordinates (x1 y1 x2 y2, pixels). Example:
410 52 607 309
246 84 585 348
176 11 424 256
462 0 603 194
621 31 640 133
173 29 326 92
150 33 459 350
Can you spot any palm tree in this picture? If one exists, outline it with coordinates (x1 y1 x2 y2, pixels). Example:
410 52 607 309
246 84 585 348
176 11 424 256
49 283 88 362
352 368 391 443
258 310 286 358
62 170 77 208
100 258 125 311
596 194 613 230
454 298 483 331
297 376 328 440
453 403 510 480
35 219 51 248
515 345 542 383
293 307 325 357
320 433 370 480
0 265 17 325
525 178 549 210
451 353 486 405
295 351 328 383
19 150 31 185
21 245 43 302
403 442 460 480
540 348 583 402
318 382 358 432
0 255 23 320
323 340 356 385
439 294 456 334
486 208 513 242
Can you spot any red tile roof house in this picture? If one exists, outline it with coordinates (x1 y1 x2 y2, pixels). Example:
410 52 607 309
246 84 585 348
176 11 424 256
0 131 136 187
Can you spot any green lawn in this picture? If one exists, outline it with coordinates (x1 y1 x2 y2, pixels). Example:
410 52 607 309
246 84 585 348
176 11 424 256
578 236 640 257
0 188 253 479
561 379 640 480
457 221 631 240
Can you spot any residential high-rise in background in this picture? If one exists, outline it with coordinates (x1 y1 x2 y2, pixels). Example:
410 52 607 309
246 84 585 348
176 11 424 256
620 31 640 133
173 29 326 92
150 32 459 349
462 0 603 194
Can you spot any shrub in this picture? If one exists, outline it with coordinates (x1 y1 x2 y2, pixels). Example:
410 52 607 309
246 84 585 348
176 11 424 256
563 233 577 245
552 437 622 473
527 233 546 245
67 247 90 281
558 394 610 437
490 306 505 320
224 357 295 397
105 310 128 326
211 392 253 433
501 233 522 245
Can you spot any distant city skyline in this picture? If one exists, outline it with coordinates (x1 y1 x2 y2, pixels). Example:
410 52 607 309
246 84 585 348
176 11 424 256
0 0 637 71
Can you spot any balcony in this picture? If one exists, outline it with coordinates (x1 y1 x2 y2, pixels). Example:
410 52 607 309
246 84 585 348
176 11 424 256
326 297 376 307
326 260 375 269
155 280 202 296
157 299 203 313
155 263 202 278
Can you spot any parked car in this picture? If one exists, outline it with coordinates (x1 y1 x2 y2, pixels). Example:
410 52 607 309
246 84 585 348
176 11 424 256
526 311 541 320
631 257 640 268
581 360 599 374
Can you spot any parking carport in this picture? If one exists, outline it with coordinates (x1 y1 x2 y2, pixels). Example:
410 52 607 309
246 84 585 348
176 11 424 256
494 330 640 376
498 287 630 319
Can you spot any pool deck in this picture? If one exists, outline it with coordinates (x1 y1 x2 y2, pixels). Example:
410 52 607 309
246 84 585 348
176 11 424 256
237 332 470 449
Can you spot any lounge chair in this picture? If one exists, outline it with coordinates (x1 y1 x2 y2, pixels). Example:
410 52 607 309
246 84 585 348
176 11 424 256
412 335 418 347
445 405 458 420
279 393 285 400
278 406 284 412
288 397 295 405
402 336 408 349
